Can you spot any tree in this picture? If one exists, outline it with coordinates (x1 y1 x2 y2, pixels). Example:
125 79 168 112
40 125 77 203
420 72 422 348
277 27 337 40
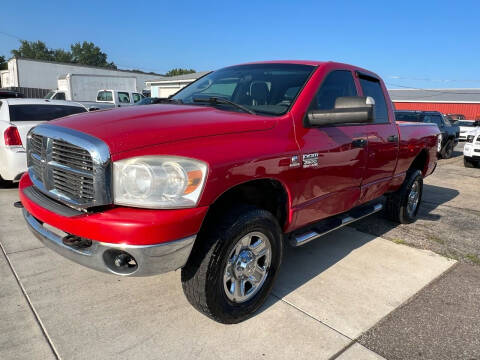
11 40 54 61
165 68 196 77
70 41 116 69
52 49 73 63
0 56 7 70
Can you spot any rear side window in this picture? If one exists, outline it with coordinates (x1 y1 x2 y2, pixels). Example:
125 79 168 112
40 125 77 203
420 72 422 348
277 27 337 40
132 93 142 103
359 77 389 124
54 93 66 101
310 70 357 111
118 92 130 103
9 105 86 121
424 114 443 127
97 91 113 101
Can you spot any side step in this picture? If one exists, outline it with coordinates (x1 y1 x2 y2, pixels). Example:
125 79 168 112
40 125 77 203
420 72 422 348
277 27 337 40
290 202 383 247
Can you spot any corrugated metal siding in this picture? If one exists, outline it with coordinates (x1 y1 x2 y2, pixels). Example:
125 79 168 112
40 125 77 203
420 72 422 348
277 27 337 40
393 102 480 120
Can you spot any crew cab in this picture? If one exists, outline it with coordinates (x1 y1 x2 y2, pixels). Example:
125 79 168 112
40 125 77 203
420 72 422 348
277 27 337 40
464 128 480 167
395 110 459 158
0 99 86 185
19 61 440 323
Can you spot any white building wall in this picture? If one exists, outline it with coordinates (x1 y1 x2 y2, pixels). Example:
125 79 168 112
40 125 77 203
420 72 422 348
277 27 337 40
2 58 163 91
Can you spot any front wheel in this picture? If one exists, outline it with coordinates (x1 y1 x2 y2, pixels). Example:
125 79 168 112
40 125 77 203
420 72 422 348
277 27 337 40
384 170 423 224
181 206 284 324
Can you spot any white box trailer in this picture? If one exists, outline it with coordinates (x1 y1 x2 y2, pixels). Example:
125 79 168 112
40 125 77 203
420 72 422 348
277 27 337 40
46 74 137 102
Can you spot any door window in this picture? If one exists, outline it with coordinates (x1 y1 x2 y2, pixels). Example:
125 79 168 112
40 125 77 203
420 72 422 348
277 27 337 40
311 70 357 111
118 92 131 104
97 91 113 101
359 77 389 124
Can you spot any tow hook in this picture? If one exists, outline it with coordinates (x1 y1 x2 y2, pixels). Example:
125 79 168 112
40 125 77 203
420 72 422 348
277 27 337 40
13 201 24 209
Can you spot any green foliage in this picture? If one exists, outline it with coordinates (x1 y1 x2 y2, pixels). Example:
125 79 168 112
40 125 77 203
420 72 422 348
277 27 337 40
165 68 196 77
11 40 54 61
70 41 116 69
0 55 7 70
9 40 116 69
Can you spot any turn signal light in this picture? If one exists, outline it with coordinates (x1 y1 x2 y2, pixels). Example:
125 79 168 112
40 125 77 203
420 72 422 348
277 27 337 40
4 126 22 146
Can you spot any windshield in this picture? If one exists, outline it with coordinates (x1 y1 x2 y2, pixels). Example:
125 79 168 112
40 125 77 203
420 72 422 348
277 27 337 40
9 104 86 121
172 64 315 115
44 91 55 99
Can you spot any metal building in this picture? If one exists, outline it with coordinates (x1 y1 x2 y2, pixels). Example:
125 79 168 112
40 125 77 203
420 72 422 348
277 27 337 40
389 89 480 120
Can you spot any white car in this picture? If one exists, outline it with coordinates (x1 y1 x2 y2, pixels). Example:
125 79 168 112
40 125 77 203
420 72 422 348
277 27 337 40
457 120 480 141
463 127 480 168
0 98 87 184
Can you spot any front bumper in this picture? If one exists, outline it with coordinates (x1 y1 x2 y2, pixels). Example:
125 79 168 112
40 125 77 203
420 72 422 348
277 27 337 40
24 209 196 276
19 173 208 276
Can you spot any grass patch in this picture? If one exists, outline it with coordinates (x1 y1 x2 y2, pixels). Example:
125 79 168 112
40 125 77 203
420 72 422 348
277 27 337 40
392 238 407 245
466 254 480 266
427 234 445 245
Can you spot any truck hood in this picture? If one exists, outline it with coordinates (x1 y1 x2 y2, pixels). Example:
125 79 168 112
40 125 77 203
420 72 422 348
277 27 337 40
52 104 276 154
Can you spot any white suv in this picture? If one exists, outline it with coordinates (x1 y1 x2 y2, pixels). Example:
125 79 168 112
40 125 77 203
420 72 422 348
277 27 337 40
0 99 87 184
463 128 480 168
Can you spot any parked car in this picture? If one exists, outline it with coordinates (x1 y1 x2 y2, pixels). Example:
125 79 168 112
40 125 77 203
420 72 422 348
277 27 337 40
134 97 164 105
456 120 480 141
395 110 459 158
19 61 440 323
0 99 87 184
464 128 480 167
0 89 24 99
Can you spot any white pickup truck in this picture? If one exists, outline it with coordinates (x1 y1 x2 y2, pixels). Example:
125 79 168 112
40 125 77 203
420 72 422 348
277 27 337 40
0 99 87 184
92 89 144 110
464 128 480 168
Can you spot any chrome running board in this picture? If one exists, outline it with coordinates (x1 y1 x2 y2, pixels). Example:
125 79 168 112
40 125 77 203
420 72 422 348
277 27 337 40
291 202 383 247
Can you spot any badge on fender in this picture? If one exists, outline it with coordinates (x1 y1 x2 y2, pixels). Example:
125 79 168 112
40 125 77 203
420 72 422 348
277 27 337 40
302 153 319 167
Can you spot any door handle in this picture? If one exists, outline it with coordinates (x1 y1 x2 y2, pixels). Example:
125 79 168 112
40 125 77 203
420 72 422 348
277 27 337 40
352 138 367 148
387 135 398 142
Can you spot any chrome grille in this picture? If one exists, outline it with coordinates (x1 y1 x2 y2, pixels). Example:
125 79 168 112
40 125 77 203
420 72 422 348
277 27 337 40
27 124 111 209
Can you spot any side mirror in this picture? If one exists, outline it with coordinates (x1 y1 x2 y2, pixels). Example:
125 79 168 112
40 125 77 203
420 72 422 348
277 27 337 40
306 96 375 127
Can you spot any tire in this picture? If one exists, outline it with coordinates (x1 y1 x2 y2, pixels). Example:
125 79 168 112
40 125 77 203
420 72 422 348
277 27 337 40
384 170 423 224
440 139 454 159
0 175 12 188
464 157 476 168
181 205 284 324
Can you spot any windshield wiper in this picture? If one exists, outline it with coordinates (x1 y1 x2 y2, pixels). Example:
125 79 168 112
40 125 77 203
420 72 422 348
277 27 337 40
193 97 255 115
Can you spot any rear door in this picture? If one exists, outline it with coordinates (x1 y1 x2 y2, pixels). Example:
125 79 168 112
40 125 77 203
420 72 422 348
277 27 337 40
357 74 399 203
293 70 369 228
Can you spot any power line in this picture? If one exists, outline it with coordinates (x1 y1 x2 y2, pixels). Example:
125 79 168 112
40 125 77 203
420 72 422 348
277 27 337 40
0 30 23 41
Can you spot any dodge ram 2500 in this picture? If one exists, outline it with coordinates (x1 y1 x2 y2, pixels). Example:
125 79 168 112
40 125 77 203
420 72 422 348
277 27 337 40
19 61 440 323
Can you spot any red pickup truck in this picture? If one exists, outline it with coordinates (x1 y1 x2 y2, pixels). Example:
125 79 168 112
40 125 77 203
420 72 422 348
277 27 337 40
19 61 439 323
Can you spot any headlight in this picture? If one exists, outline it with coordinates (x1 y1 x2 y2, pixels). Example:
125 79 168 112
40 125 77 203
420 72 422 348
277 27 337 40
113 156 208 209
437 134 443 152
466 135 474 143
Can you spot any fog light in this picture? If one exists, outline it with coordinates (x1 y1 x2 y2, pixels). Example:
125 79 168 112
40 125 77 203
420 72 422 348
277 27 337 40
103 249 138 275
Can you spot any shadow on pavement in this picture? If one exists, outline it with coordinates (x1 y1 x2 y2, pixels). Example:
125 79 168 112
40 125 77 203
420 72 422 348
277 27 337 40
262 184 459 311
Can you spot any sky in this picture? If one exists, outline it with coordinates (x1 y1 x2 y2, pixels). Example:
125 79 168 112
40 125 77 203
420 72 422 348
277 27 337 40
1 0 479 89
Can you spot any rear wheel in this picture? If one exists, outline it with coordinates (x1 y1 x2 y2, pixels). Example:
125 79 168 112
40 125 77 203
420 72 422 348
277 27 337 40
440 139 454 159
464 157 477 168
181 206 284 324
384 170 423 224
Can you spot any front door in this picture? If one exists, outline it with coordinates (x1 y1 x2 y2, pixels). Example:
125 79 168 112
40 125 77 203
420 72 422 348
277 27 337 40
292 70 369 229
